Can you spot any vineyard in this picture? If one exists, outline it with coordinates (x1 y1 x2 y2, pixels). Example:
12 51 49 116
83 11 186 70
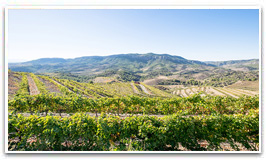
7 71 260 151
169 86 258 98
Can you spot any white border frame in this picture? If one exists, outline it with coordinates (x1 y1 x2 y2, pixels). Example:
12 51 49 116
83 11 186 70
4 5 262 154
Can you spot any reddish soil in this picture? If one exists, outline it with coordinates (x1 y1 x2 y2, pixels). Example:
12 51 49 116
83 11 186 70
8 72 22 96
27 75 40 95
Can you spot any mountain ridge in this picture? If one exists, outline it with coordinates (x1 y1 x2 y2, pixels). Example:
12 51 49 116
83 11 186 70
8 53 259 78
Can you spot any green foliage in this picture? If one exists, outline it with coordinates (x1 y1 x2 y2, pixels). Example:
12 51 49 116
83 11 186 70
9 53 200 75
8 112 259 151
15 73 29 96
40 76 76 97
52 72 92 83
204 71 259 87
117 71 141 82
159 70 259 87
8 94 259 116
8 71 260 151
140 83 173 97
140 70 173 81
30 73 48 94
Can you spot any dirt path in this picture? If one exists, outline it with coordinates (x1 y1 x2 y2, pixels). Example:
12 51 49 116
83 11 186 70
131 83 139 94
27 75 40 95
139 84 151 95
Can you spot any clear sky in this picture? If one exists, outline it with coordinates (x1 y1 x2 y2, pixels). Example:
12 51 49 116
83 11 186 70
8 9 259 62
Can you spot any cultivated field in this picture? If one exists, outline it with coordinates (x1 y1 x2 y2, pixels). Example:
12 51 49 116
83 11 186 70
7 71 259 151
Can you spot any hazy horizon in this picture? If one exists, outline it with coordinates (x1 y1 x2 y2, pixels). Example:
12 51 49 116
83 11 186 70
8 52 260 63
8 9 259 62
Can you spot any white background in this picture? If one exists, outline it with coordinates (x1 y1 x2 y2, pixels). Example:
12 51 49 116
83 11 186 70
0 0 265 160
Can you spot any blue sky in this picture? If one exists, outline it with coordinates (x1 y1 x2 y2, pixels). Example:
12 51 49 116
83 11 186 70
8 9 259 62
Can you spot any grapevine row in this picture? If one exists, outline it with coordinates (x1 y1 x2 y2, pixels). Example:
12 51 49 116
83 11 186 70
98 82 136 97
39 76 76 96
30 73 48 94
8 94 259 116
140 83 173 97
71 80 113 97
54 78 97 98
15 73 29 96
8 112 259 151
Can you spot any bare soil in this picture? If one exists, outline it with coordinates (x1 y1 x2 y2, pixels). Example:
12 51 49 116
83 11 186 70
27 75 40 95
8 72 22 96
37 77 61 95
139 84 151 95
130 83 139 94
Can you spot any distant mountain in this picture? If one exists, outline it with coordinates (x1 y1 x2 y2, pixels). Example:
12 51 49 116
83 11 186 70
8 53 215 75
205 59 259 71
8 53 259 82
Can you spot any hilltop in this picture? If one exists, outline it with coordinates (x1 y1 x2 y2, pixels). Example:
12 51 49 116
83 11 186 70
8 53 259 85
8 53 213 74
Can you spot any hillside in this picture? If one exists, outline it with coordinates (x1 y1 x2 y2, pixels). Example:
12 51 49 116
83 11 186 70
8 70 175 99
8 71 258 100
205 59 259 71
8 71 259 151
9 53 259 86
9 53 215 75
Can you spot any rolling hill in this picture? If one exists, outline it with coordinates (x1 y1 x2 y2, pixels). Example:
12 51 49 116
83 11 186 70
8 53 259 84
9 53 215 74
205 59 259 71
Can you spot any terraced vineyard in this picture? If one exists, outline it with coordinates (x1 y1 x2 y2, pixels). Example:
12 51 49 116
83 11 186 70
169 86 258 98
7 71 260 151
8 71 177 99
8 70 22 99
9 71 258 100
